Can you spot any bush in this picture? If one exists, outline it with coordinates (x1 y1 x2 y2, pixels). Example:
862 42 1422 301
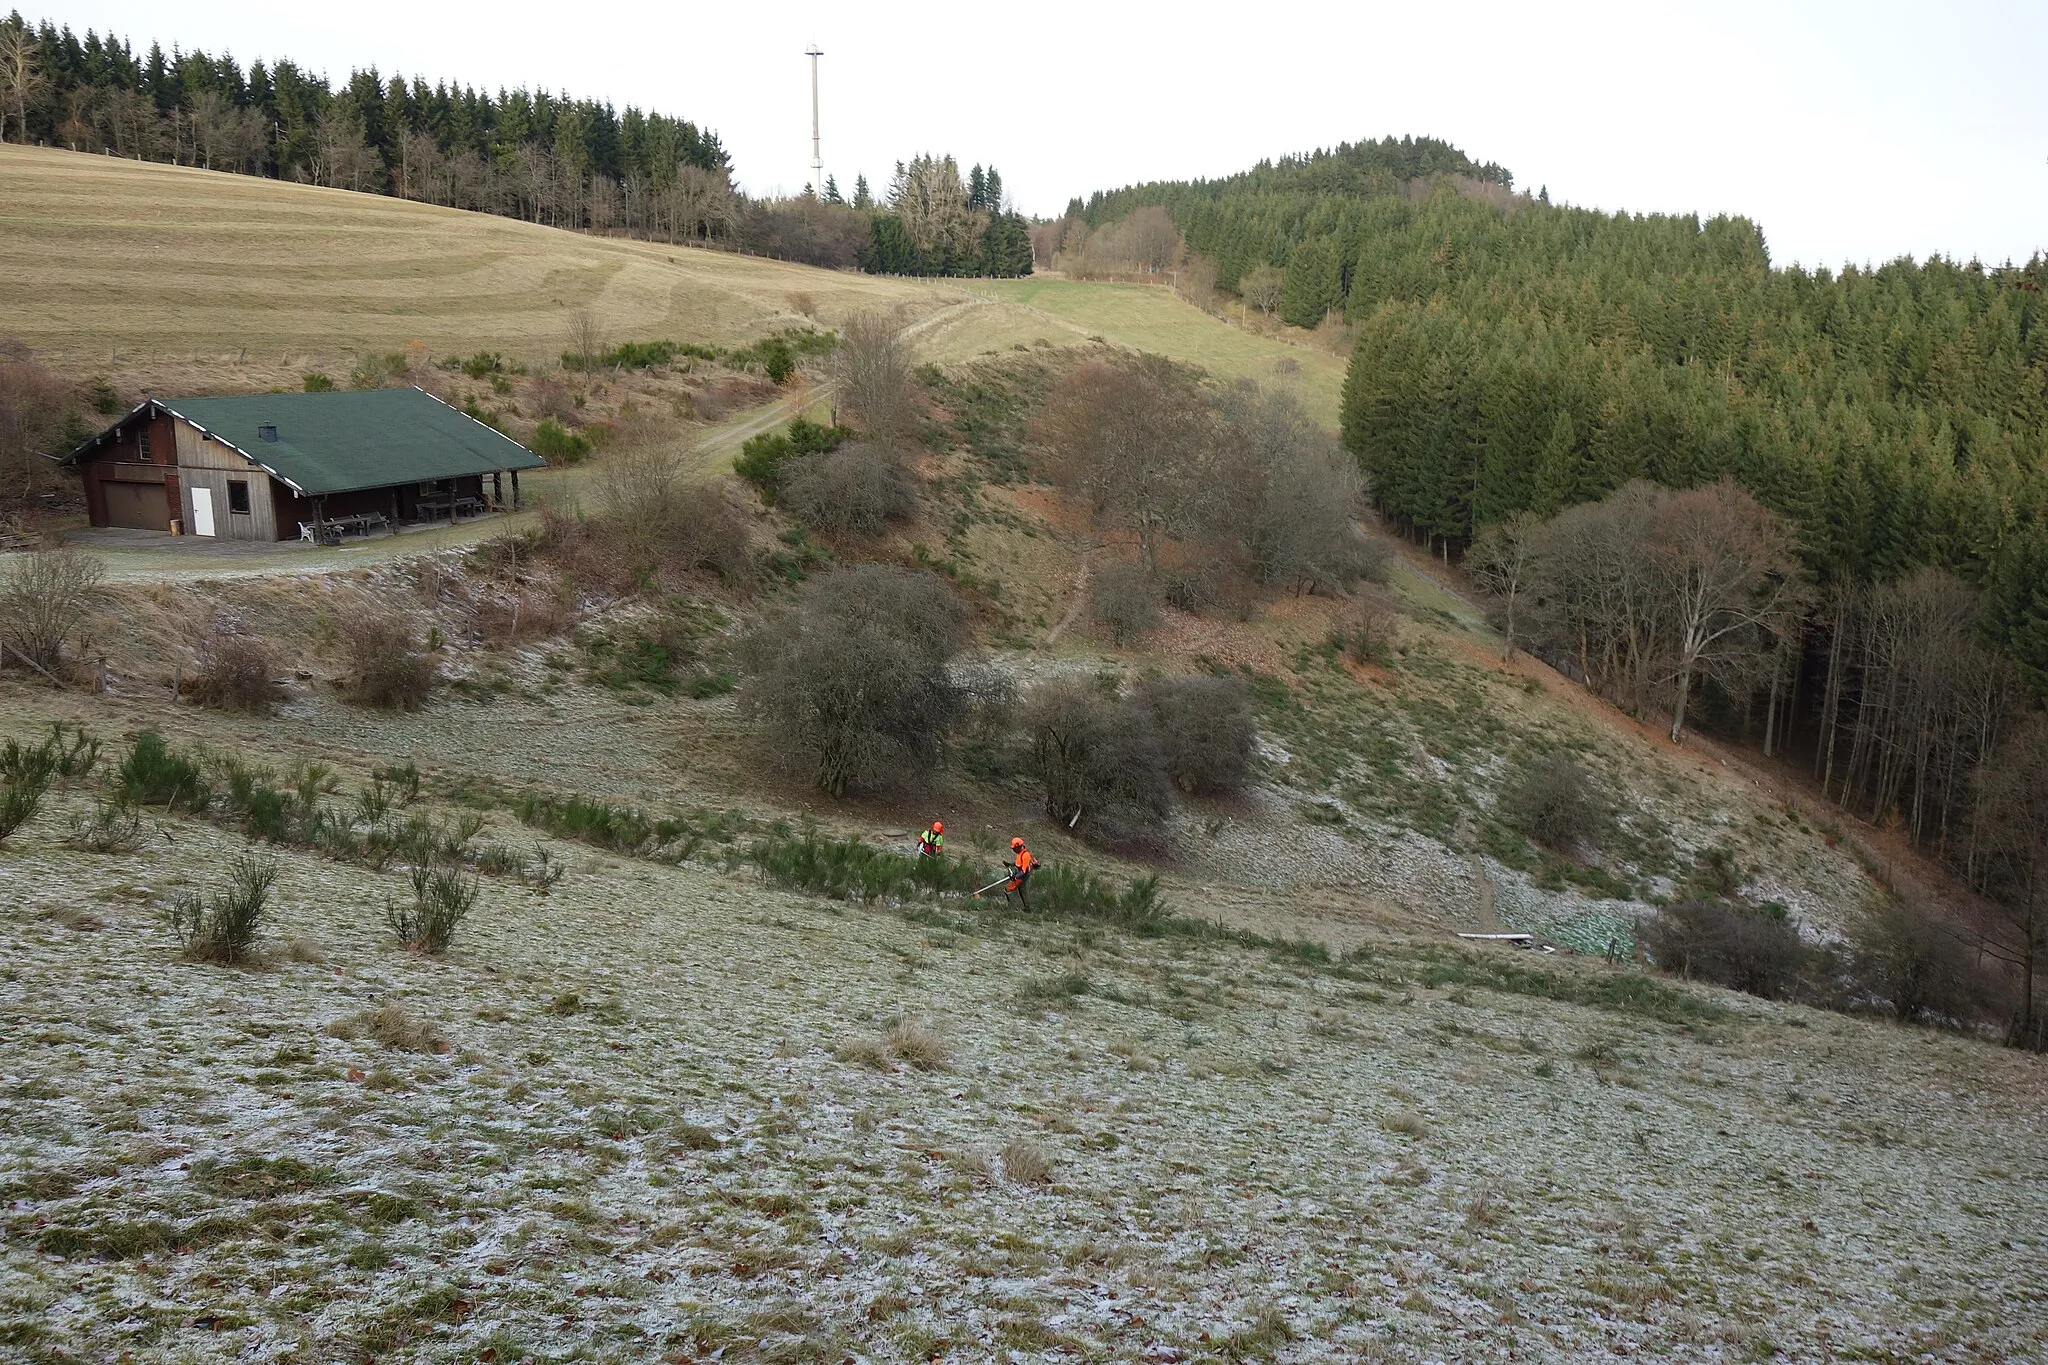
165 853 278 965
1849 897 1989 1025
118 732 207 808
1089 564 1162 646
1340 591 1401 665
590 451 753 587
0 548 104 675
192 627 285 714
1019 679 1172 843
1501 751 1610 850
733 418 852 503
739 566 969 795
1135 675 1256 795
530 418 591 464
0 744 54 846
779 442 916 539
387 864 479 955
341 607 437 710
301 373 336 392
1642 899 1814 1001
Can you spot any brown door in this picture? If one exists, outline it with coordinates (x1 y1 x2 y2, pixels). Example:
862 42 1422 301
103 481 172 531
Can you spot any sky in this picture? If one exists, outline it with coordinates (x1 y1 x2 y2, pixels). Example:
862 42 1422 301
39 0 2048 270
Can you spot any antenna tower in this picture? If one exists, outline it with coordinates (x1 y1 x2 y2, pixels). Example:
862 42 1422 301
805 43 824 195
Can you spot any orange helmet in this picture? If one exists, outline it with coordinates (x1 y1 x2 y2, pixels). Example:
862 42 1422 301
1011 837 1025 849
931 821 943 833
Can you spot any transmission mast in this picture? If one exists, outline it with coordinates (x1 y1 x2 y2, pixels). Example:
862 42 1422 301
805 43 824 195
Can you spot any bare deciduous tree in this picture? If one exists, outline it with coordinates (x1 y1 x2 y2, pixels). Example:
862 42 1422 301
1035 356 1212 574
1240 265 1285 316
831 311 917 441
1212 381 1369 593
0 23 45 146
1651 481 1798 743
1467 510 1541 659
1973 717 2048 1047
0 548 104 675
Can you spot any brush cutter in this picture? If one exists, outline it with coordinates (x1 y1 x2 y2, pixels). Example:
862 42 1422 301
971 874 1012 899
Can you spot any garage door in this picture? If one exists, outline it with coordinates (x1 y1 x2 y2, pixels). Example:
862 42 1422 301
103 481 172 531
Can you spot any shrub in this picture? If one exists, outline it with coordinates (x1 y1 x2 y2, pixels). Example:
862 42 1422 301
1019 679 1171 842
0 548 104 675
301 373 336 392
1502 751 1611 850
0 741 54 845
192 627 285 714
779 442 916 539
386 864 479 954
473 582 572 647
165 853 279 964
118 732 207 808
1849 897 1988 1025
591 450 754 588
67 795 143 852
530 418 591 464
459 351 504 379
1135 675 1256 794
1642 899 1814 1001
341 606 437 710
739 566 969 795
1089 564 1162 646
1341 591 1401 665
733 418 852 503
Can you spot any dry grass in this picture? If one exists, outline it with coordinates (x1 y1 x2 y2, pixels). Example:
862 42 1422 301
884 1019 949 1071
1001 1137 1053 1186
1382 1110 1429 1139
0 145 964 367
325 1002 446 1054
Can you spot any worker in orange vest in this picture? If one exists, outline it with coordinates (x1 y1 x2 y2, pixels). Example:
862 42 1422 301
916 820 944 858
1004 836 1035 910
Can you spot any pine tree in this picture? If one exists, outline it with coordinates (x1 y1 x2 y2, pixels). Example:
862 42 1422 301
968 163 986 210
984 165 1004 210
822 174 842 204
852 173 871 210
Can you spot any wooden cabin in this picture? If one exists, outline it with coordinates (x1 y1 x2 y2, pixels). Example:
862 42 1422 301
63 388 546 541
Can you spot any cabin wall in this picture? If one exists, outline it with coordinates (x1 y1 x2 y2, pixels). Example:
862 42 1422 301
174 423 278 540
81 411 180 530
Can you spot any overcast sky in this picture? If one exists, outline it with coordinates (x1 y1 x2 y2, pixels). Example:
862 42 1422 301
41 0 2048 270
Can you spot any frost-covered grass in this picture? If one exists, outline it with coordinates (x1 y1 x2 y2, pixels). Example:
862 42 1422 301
5 779 2046 1362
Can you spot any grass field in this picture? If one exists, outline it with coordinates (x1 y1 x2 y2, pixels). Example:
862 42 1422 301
967 279 1351 424
0 146 964 367
4 688 2045 1363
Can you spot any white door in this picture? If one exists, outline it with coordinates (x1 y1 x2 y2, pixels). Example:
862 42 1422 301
190 486 216 537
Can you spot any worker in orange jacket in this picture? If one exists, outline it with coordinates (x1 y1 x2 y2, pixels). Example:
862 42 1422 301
1004 836 1035 910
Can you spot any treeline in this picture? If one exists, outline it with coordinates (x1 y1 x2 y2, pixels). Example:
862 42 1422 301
0 13 731 236
0 15 1034 278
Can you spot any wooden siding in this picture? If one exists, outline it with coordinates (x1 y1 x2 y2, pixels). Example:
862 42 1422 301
173 421 279 540
81 413 180 529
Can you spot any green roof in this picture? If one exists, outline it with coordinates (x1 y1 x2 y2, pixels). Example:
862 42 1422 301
112 388 543 496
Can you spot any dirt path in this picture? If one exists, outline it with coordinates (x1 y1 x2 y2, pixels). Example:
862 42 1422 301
1041 545 1094 646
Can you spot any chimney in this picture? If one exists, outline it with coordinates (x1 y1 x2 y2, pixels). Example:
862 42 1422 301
258 424 278 443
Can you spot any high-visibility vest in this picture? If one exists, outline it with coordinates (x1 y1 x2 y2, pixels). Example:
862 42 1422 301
918 829 942 855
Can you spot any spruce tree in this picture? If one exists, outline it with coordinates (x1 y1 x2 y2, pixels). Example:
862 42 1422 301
852 173 871 209
823 174 841 204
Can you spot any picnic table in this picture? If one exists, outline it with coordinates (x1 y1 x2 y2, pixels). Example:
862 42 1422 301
298 512 388 545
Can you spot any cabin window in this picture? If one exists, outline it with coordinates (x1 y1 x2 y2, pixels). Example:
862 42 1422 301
227 480 251 514
137 427 151 459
